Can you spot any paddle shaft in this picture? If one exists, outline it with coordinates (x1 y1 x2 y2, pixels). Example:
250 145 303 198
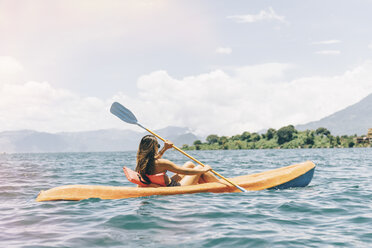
137 123 247 192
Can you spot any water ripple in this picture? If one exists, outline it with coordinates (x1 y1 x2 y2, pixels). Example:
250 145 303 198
1 148 371 247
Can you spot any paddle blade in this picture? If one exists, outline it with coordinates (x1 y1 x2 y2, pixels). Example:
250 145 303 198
236 185 248 192
110 102 138 124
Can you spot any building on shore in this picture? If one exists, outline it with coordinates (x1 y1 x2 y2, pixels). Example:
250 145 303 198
356 128 372 144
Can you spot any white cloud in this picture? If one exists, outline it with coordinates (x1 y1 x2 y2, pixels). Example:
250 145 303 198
0 57 121 132
315 50 341 55
227 7 288 24
112 61 372 136
312 41 342 55
216 47 232 55
0 80 118 132
312 40 341 45
1 57 372 136
368 43 372 49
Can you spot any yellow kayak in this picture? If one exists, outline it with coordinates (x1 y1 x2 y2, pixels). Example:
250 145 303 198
36 161 315 201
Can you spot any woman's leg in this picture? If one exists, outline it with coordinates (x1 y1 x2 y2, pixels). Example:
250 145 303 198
172 162 221 185
179 165 204 186
171 161 195 182
200 169 221 183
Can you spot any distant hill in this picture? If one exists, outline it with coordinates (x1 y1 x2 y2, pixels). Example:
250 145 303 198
3 93 370 153
296 93 372 135
0 126 200 153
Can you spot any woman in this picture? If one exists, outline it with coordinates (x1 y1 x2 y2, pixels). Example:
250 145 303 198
135 135 220 187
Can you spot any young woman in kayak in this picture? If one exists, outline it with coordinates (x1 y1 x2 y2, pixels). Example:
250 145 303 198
135 135 220 187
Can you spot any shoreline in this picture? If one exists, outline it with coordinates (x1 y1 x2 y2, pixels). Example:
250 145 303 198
183 145 371 151
182 126 372 151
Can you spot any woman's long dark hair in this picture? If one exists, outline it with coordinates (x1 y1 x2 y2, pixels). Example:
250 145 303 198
135 135 158 184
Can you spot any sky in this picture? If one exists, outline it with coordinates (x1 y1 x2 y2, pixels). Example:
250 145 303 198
1 0 372 136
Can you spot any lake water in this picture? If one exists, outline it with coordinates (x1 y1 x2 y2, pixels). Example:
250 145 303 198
1 148 371 247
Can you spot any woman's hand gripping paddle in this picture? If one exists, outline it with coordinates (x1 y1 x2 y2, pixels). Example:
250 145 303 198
110 102 247 193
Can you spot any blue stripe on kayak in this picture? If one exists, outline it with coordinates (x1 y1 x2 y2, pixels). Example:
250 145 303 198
269 167 315 190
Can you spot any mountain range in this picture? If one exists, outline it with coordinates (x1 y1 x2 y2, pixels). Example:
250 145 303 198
1 93 371 153
0 127 199 153
296 93 372 136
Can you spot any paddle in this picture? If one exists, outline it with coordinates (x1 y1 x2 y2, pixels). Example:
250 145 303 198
110 102 247 192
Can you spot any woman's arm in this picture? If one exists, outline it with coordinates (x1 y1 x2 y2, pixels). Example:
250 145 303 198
155 140 173 159
157 159 212 175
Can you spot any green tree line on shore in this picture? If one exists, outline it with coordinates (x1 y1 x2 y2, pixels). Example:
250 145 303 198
182 125 370 150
